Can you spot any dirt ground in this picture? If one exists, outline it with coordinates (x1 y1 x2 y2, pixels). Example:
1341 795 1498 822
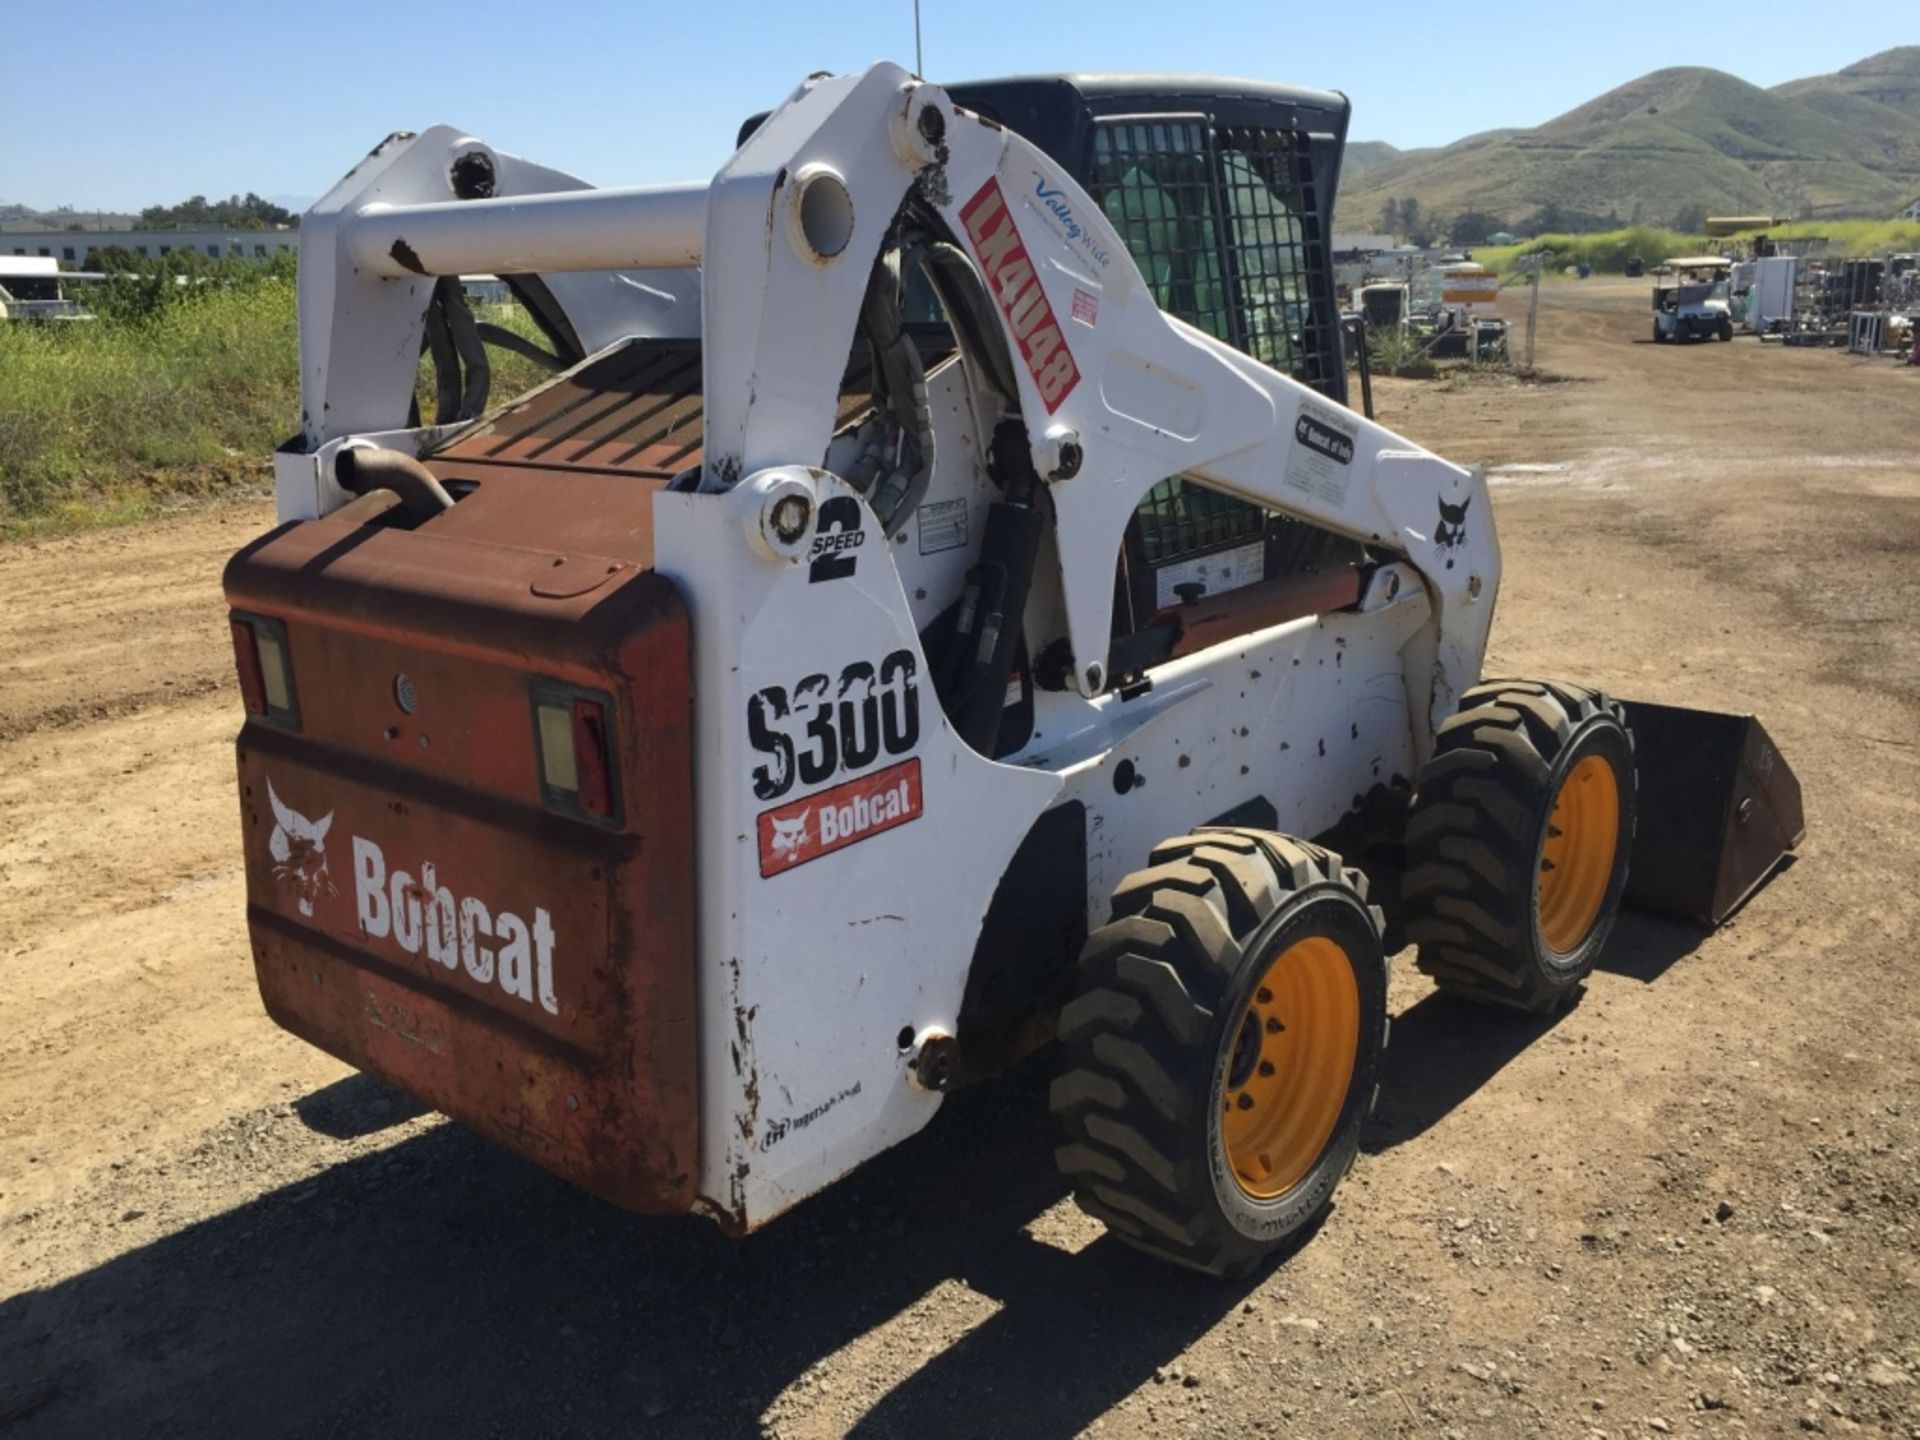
2 280 1918 1439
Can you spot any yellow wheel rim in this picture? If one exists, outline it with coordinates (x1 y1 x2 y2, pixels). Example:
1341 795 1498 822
1220 935 1359 1200
1536 752 1621 955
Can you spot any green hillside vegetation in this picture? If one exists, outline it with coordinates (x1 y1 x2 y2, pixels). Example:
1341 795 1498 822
1341 48 1920 240
1476 226 1707 278
1476 218 1920 280
1735 218 1920 254
1340 141 1405 186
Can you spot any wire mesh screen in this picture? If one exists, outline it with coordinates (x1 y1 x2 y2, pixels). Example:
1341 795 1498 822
1091 119 1234 344
1132 478 1264 566
1216 127 1337 393
1092 117 1349 585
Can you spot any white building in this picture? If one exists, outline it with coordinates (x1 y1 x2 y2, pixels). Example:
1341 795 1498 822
0 227 298 264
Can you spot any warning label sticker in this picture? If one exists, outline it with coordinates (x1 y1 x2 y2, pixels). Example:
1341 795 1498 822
1153 540 1266 611
1284 399 1359 509
917 497 969 555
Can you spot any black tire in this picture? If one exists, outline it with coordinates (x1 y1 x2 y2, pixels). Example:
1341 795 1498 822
1717 318 1734 342
1652 321 1668 345
1049 830 1388 1276
1403 680 1636 1013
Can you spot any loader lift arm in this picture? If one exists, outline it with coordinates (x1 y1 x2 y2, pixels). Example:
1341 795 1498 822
281 63 1495 742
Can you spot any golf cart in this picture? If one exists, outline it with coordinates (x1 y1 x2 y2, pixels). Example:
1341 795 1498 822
1652 256 1734 343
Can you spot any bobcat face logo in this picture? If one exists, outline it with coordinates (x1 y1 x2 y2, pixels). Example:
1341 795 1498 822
1435 494 1472 568
768 810 811 865
267 780 335 917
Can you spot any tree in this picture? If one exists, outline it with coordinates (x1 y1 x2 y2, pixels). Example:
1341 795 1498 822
1399 197 1421 241
1671 204 1708 234
1448 211 1507 245
135 192 297 231
85 244 143 272
1377 197 1400 235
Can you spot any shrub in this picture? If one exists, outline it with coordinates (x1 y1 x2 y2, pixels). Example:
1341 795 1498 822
0 272 299 534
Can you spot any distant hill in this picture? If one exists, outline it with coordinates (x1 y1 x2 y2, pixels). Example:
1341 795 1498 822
0 203 137 232
1340 141 1407 185
1340 47 1920 237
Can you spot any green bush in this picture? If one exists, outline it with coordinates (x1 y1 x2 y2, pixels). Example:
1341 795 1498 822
1478 225 1709 278
0 261 558 537
1478 219 1920 281
1365 328 1438 379
0 273 300 534
1728 219 1920 255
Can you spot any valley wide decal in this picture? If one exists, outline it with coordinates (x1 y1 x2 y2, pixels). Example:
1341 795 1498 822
959 176 1081 412
756 758 923 877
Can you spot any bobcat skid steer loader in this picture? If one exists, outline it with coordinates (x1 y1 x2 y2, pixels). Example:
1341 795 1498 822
226 64 1803 1275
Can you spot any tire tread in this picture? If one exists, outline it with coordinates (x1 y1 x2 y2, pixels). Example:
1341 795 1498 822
1050 829 1386 1275
1403 680 1636 1012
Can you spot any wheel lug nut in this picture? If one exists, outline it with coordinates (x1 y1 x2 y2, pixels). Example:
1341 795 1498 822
1236 1093 1254 1110
1256 987 1273 1004
1258 1060 1275 1077
1265 1017 1284 1034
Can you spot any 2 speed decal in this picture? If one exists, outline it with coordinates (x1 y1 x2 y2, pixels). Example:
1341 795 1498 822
960 177 1081 412
748 650 920 801
808 495 864 583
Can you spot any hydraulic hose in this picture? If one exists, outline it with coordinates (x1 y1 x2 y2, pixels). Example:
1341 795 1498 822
859 245 935 533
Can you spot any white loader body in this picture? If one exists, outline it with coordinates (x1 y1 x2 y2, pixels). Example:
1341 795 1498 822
261 62 1497 1229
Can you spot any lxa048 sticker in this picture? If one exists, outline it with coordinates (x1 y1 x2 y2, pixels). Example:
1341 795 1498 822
748 649 919 802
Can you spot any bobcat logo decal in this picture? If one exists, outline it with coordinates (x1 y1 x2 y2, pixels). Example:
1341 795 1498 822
267 780 335 917
1434 494 1472 568
768 810 811 865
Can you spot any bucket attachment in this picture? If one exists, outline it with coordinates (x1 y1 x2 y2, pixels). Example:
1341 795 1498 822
1620 702 1805 925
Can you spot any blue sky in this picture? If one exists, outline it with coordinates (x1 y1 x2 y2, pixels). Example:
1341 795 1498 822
3 0 1912 213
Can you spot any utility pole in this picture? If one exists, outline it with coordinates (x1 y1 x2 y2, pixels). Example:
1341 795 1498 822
913 0 924 77
1521 252 1549 374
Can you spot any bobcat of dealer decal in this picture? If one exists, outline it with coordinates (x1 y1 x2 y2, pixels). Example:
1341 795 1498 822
756 758 923 877
1435 494 1471 568
267 780 335 918
1295 413 1356 465
352 835 559 1014
960 176 1080 412
748 650 919 801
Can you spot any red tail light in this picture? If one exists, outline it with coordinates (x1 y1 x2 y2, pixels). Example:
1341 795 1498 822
571 698 613 817
231 618 267 716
